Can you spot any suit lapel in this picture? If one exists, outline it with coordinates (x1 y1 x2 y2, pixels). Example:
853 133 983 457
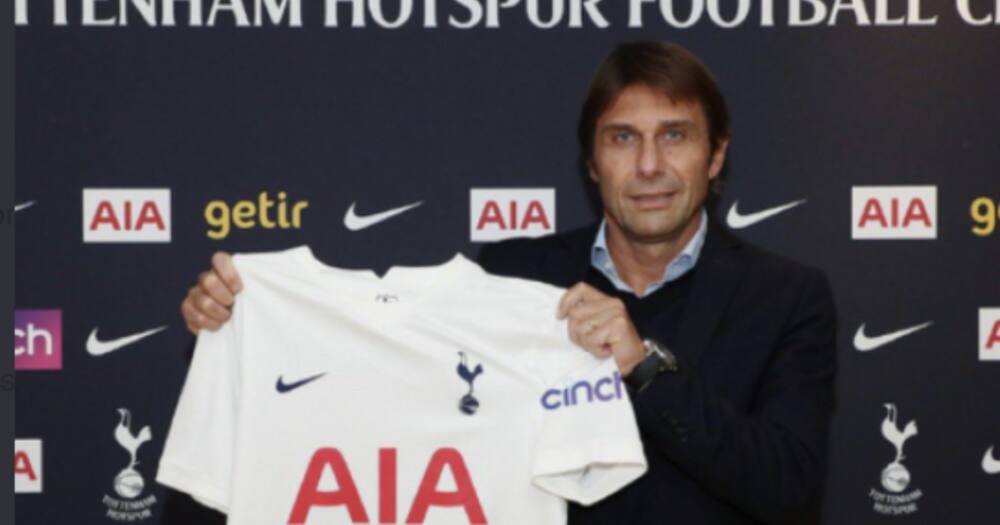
671 217 747 365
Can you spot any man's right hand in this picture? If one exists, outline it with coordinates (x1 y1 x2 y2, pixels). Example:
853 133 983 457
181 252 243 334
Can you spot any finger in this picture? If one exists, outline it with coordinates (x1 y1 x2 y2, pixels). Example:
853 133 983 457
181 300 200 334
190 285 233 322
212 251 243 294
576 306 621 345
198 270 236 308
181 299 221 333
564 296 622 321
568 305 617 349
557 282 604 319
582 325 616 357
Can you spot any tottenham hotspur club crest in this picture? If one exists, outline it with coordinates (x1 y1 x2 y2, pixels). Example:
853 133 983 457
456 352 484 415
879 403 918 493
868 403 922 516
103 408 158 521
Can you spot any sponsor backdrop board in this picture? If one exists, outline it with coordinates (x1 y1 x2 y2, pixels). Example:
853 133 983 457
13 1 1000 524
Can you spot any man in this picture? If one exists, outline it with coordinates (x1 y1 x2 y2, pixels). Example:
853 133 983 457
180 42 837 524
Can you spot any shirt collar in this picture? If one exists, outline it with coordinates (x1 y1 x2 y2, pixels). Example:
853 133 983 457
590 208 708 297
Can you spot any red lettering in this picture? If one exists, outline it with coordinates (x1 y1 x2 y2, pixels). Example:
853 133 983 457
476 201 506 230
380 449 397 524
89 201 122 231
135 201 166 231
14 451 36 481
288 448 368 524
987 320 1000 350
521 200 551 230
858 199 887 228
289 448 485 524
406 448 486 524
903 198 932 227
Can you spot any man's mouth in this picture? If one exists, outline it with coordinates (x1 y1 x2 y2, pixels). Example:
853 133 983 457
630 192 676 210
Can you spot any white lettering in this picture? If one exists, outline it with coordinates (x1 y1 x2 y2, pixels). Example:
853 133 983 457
707 0 750 28
207 0 250 26
325 0 366 27
83 0 118 26
255 0 302 26
956 0 991 25
449 0 484 28
369 0 412 27
790 0 827 26
569 0 608 27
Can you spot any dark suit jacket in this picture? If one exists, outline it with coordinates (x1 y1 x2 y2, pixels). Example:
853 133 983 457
476 217 838 525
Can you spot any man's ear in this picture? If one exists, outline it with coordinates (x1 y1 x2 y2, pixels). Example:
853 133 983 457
708 138 730 180
587 160 599 183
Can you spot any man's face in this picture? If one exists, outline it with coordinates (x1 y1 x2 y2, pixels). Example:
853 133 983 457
589 83 728 244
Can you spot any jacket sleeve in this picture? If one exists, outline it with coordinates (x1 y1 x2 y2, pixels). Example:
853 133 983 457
631 268 837 525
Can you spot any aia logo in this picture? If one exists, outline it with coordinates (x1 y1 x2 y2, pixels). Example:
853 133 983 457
14 309 62 371
83 189 171 243
15 439 43 494
289 447 486 524
470 188 554 242
980 308 1000 362
851 186 936 239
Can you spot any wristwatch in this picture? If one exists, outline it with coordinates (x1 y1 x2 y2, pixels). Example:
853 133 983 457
624 339 678 393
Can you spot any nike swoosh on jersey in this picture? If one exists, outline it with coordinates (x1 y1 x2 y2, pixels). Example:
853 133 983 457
86 326 168 356
853 321 933 352
276 373 327 393
15 201 36 212
343 201 423 231
725 199 807 229
984 446 1000 475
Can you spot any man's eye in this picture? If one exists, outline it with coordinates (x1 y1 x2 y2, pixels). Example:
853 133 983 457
612 131 634 144
663 129 685 142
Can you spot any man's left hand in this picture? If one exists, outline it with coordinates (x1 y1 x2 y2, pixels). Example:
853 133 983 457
557 282 646 376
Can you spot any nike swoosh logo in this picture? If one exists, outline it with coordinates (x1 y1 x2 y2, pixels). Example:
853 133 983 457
15 201 36 212
343 201 423 231
276 373 327 393
726 199 807 229
853 321 933 352
983 446 1000 475
86 326 168 356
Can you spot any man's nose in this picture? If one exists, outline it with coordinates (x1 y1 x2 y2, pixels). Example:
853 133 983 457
636 139 660 178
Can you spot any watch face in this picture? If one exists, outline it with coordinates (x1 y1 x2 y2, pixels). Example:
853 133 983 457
644 339 677 372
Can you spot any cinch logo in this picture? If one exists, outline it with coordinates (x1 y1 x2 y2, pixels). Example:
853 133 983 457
541 372 623 410
851 186 936 239
980 308 1000 362
14 310 62 371
289 447 486 524
83 189 171 243
470 188 554 242
15 439 43 494
204 191 309 240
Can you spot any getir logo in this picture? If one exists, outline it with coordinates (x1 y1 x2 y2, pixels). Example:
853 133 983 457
15 439 43 494
852 186 936 239
14 310 62 371
470 188 554 242
289 447 486 524
83 189 171 242
205 191 309 240
980 308 1000 362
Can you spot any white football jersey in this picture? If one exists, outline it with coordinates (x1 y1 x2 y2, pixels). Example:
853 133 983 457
157 246 647 524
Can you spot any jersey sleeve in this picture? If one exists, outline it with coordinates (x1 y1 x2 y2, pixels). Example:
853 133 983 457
155 271 245 514
528 314 648 506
